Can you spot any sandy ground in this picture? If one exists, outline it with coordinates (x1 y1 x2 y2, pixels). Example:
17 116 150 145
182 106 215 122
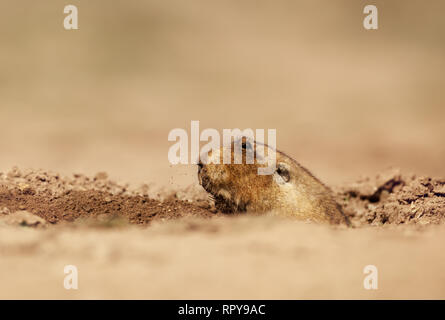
1 1 445 299
1 218 445 300
0 168 444 299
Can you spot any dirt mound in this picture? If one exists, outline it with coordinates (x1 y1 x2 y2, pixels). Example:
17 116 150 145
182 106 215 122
0 167 216 225
0 187 217 225
337 169 445 226
0 167 139 196
1 167 445 227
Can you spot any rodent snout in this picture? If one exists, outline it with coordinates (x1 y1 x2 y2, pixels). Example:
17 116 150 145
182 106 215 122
197 161 211 191
197 161 204 174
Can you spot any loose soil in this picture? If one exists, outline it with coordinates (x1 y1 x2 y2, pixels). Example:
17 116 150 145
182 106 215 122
1 168 444 227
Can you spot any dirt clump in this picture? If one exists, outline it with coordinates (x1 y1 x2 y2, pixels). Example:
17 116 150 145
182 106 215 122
0 167 133 197
337 169 445 226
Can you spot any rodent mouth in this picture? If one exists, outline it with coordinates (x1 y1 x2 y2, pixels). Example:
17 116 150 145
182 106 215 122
197 171 223 203
198 172 245 213
197 165 210 191
197 164 245 213
198 173 212 193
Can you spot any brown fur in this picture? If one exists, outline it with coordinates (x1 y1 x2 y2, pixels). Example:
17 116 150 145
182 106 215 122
198 139 350 225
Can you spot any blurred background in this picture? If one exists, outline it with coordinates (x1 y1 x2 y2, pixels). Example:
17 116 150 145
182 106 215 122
0 0 444 189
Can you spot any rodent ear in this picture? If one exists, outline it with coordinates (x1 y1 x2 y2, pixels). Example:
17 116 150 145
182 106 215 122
275 162 291 183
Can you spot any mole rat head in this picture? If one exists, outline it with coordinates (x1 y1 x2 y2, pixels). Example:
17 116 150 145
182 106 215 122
197 138 293 212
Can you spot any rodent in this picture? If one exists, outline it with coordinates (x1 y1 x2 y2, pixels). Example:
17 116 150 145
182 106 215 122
197 138 350 225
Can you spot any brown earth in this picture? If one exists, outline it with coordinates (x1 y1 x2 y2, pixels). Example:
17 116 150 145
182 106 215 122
336 169 445 226
1 168 444 227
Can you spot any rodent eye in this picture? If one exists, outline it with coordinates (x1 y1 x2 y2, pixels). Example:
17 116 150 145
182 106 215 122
241 141 251 150
276 164 290 183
